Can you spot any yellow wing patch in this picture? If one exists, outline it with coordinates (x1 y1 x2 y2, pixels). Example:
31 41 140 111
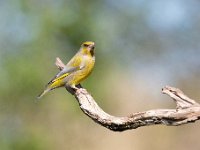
50 73 69 88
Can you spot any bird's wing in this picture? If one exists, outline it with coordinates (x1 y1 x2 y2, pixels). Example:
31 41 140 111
48 55 83 84
47 66 79 85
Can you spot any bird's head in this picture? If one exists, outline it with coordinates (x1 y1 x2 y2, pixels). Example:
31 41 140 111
81 41 95 57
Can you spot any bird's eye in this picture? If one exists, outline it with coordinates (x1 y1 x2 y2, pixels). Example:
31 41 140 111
83 44 89 47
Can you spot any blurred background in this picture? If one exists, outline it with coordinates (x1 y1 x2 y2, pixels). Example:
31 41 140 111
0 0 200 149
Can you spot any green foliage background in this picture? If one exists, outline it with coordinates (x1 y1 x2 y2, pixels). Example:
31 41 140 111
0 0 200 150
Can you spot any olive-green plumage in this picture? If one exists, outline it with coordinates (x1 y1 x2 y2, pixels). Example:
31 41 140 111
37 41 95 98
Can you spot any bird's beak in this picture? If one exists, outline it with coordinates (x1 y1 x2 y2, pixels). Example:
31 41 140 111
89 44 95 56
90 44 95 50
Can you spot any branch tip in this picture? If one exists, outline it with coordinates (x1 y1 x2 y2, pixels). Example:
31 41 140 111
55 57 65 70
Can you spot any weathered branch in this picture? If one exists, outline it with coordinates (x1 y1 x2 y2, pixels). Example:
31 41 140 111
56 57 200 132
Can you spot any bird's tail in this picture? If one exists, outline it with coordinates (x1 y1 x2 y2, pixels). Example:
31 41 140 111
37 73 67 99
37 87 51 99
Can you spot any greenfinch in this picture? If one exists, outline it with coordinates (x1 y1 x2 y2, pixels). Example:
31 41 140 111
37 41 95 98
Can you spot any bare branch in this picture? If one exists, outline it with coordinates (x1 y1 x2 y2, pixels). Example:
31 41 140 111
56 57 200 132
71 87 200 131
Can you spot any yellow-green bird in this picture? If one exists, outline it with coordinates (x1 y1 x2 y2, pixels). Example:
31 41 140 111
37 41 95 98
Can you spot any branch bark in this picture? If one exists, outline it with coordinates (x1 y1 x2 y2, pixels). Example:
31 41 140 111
56 57 200 132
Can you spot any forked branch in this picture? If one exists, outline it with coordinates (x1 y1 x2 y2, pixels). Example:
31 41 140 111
56 57 200 131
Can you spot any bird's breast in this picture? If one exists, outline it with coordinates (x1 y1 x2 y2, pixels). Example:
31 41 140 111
69 56 95 85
